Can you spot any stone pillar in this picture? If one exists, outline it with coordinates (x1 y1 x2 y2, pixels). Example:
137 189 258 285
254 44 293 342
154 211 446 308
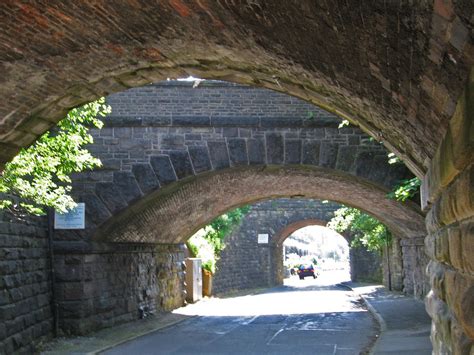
349 246 382 283
381 236 403 292
272 244 285 286
400 237 430 299
423 69 473 354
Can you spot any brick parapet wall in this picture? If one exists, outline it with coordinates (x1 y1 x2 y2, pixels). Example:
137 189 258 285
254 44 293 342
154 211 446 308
0 210 52 354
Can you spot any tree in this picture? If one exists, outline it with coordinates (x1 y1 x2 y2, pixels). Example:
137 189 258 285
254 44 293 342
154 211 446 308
0 98 111 215
328 207 391 252
187 206 250 273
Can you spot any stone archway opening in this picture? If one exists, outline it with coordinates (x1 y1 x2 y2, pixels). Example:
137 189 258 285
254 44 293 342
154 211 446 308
283 224 351 286
0 3 472 352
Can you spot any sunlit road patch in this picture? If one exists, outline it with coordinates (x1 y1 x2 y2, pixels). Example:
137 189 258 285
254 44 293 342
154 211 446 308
105 271 377 355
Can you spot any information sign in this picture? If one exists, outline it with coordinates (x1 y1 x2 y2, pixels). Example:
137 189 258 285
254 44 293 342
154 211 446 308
257 233 269 244
54 203 85 229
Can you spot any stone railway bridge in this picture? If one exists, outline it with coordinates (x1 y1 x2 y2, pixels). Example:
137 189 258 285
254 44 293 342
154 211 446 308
0 2 472 353
0 81 429 350
48 81 425 337
212 198 430 299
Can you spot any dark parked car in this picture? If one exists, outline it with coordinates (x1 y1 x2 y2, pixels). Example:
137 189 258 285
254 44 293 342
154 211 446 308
297 264 316 280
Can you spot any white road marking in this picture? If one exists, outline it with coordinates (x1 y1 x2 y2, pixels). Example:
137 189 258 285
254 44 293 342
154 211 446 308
266 328 285 345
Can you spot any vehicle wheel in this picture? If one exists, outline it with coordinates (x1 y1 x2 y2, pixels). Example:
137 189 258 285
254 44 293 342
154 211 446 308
299 276 304 280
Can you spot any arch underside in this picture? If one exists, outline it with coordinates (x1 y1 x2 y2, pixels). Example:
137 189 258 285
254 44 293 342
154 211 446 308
1 2 472 177
94 165 425 244
274 219 330 246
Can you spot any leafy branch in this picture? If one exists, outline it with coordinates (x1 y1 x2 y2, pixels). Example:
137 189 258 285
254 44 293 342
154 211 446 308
0 98 111 215
328 207 391 252
187 206 250 273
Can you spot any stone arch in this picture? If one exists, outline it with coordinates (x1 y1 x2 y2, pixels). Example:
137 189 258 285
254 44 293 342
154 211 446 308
211 199 383 294
1 3 472 178
0 3 472 351
273 219 331 246
89 165 425 245
61 80 417 245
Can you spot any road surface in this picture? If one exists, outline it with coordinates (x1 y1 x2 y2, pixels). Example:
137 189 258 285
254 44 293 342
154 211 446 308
105 271 378 354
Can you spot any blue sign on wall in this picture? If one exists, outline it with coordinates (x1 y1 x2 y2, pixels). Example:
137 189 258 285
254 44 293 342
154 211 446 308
54 203 85 229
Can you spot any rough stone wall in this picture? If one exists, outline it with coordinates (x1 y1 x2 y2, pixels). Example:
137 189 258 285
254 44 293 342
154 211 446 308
213 199 340 294
423 70 473 354
106 81 340 127
401 237 430 299
0 209 52 354
214 198 426 298
68 81 415 245
53 243 185 335
349 246 382 283
0 2 472 179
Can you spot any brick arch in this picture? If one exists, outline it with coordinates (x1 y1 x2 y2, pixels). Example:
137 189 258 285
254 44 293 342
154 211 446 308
1 2 472 178
91 165 425 244
273 219 330 246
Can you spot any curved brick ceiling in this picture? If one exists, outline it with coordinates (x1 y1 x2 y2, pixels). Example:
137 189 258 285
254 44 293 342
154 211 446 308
93 166 425 244
0 2 472 177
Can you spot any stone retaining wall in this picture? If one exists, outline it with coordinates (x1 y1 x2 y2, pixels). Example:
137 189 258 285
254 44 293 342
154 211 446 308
0 209 52 354
53 242 186 335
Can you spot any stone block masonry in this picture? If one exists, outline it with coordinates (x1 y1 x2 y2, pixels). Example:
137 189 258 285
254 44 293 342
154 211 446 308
53 242 186 336
0 209 52 354
422 69 474 354
213 199 380 293
213 198 428 299
70 81 417 246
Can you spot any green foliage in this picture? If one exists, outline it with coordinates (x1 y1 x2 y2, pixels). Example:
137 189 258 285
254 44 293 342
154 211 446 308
187 206 250 273
338 119 350 128
387 152 401 164
386 152 421 202
0 99 111 215
328 207 391 252
387 177 421 202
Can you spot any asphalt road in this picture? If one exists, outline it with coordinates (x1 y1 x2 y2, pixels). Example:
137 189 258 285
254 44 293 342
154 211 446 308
104 271 378 355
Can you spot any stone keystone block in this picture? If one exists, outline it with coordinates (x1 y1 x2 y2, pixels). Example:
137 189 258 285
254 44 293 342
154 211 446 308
266 133 284 164
285 139 302 164
302 141 320 165
228 138 249 166
319 142 338 168
247 139 265 165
